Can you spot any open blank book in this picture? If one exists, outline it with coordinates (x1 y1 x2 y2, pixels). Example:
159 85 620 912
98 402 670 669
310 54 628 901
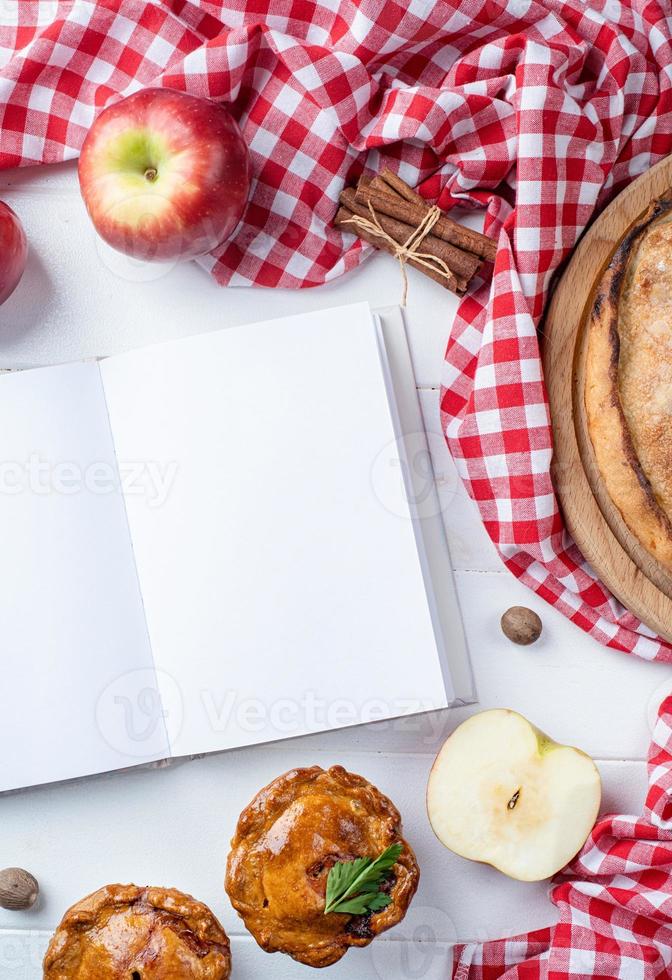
0 302 472 791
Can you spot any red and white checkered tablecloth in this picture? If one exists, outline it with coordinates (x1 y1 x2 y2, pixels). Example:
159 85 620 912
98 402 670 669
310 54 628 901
3 0 671 660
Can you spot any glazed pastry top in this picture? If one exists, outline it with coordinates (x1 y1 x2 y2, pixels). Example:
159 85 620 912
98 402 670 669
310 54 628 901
225 765 419 968
43 884 231 979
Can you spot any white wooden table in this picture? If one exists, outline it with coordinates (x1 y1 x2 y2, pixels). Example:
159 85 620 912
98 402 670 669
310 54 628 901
1 162 669 980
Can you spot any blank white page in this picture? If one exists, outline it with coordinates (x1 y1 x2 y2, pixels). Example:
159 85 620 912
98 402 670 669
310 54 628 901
0 362 168 792
100 304 448 757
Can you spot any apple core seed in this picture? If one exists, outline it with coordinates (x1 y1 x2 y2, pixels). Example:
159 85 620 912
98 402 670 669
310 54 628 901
506 789 520 810
426 708 602 881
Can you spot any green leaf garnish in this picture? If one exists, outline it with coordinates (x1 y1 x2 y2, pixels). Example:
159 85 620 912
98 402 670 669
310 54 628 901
323 843 402 916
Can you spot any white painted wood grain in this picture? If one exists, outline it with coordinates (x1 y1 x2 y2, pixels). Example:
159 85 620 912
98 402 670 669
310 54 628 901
305 567 669 761
0 161 470 387
0 757 649 955
418 386 508 572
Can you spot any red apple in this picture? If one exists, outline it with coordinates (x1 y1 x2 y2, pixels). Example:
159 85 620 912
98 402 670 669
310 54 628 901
0 202 27 305
78 88 250 262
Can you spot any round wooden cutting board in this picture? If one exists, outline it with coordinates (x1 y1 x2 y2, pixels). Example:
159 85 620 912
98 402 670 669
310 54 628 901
543 154 672 642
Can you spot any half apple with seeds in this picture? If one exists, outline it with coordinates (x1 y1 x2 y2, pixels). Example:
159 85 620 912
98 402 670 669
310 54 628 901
426 709 601 882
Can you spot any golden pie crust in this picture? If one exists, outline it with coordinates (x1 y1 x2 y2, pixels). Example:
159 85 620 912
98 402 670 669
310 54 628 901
585 197 672 569
225 765 419 968
43 884 231 979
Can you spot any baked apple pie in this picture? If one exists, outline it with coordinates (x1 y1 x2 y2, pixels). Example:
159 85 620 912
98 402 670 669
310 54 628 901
586 197 672 568
43 884 231 979
225 764 419 968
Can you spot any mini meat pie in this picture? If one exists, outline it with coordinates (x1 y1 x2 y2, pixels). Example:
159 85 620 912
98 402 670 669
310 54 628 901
43 884 231 979
225 765 419 968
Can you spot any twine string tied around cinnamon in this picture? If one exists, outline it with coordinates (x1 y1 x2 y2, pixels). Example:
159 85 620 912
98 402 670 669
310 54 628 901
343 202 453 305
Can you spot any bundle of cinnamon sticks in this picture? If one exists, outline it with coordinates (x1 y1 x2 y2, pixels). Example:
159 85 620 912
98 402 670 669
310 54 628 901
334 170 496 297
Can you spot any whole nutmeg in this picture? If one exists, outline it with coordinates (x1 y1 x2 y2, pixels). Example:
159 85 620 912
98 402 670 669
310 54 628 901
501 606 542 645
0 868 39 910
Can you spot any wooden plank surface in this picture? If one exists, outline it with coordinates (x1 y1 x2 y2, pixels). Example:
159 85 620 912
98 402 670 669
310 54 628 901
0 759 650 951
0 162 665 979
0 161 473 388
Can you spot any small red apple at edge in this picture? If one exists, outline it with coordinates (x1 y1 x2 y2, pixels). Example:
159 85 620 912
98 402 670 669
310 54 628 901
78 88 250 262
0 202 27 305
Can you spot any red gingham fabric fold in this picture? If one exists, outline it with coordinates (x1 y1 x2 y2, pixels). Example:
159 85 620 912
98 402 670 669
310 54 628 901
1 0 672 660
452 694 672 979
